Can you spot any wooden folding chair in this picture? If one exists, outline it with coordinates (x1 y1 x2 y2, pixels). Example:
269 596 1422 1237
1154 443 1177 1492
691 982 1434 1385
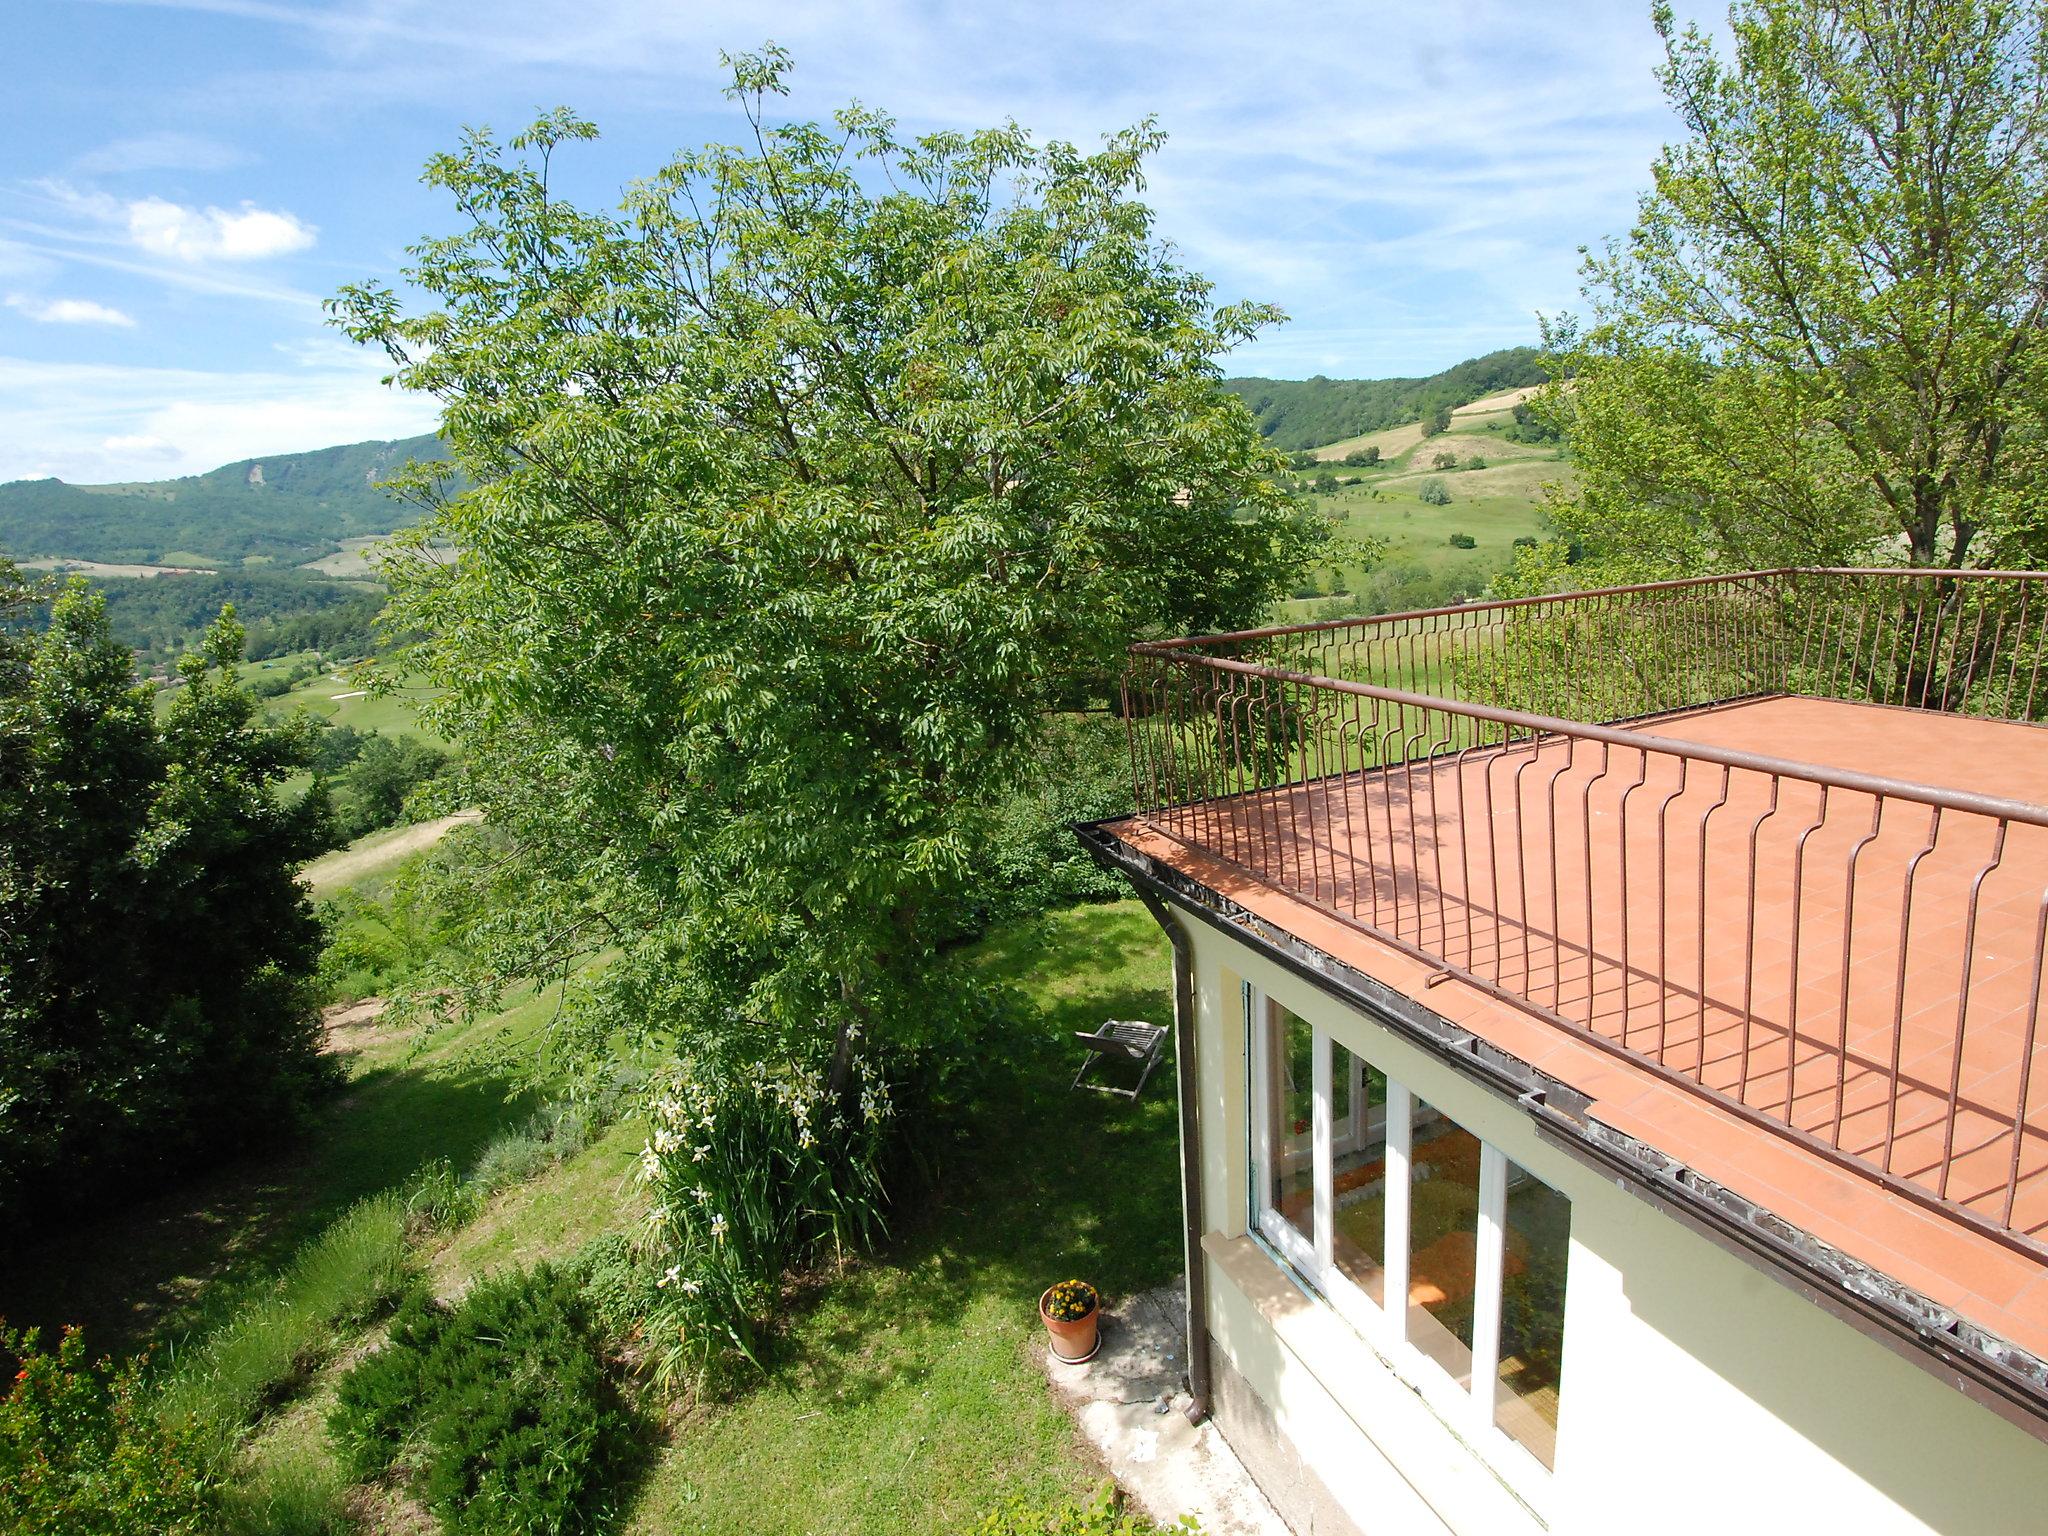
1071 1019 1167 1101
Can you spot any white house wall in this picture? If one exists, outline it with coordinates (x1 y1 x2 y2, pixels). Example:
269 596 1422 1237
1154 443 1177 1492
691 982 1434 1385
1180 914 2048 1536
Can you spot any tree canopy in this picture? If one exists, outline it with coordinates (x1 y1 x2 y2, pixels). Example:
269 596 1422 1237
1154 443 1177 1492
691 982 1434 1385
330 52 1316 1088
1535 0 2048 578
0 566 334 1220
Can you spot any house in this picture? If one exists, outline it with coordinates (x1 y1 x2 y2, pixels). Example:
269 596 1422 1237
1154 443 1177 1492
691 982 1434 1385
1078 569 2048 1535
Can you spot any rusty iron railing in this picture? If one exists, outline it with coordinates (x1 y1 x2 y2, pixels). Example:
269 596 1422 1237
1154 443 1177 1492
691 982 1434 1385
1123 569 2048 1255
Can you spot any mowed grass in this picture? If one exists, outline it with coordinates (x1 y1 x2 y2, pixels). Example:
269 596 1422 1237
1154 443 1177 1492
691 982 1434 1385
624 899 1180 1535
266 656 447 745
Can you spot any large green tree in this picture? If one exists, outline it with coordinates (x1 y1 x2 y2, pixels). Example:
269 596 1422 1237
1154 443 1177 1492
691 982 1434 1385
1535 0 2048 579
0 567 333 1221
331 52 1314 1091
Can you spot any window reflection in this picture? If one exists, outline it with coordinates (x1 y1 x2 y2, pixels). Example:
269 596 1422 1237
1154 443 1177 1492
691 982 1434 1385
1495 1162 1570 1468
1261 1002 1314 1251
1328 1039 1387 1304
1406 1097 1482 1384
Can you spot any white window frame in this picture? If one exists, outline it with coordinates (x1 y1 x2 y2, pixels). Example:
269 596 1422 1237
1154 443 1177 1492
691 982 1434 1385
1245 985 1566 1494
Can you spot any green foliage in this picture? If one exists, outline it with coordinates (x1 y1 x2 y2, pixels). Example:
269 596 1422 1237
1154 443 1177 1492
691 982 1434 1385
84 570 383 666
1224 348 1545 451
1545 0 2048 577
1419 402 1453 438
0 435 446 567
1341 445 1381 466
329 731 452 840
0 571 336 1222
973 1485 1197 1535
154 1194 410 1454
327 1265 641 1536
638 1055 890 1384
566 1234 666 1345
328 57 1314 1103
973 713 1132 924
0 1324 221 1534
1419 478 1453 506
1447 532 1476 549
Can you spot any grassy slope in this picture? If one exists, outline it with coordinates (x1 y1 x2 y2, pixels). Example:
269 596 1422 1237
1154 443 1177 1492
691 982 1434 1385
14 895 1179 1532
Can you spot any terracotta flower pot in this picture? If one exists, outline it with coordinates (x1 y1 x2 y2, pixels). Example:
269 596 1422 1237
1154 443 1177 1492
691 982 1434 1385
1040 1284 1102 1364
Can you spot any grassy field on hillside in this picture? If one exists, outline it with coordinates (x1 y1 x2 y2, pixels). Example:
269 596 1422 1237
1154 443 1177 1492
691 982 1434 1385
1280 388 1573 618
6 888 1179 1533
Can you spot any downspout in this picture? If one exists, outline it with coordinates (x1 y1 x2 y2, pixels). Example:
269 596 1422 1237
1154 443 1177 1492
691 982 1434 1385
1132 884 1211 1426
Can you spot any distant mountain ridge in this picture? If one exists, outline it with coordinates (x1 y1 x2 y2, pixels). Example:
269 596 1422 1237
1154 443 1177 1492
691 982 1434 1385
0 432 447 566
1223 347 1548 452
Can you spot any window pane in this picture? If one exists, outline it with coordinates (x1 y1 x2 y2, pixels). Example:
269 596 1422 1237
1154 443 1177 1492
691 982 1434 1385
1328 1040 1387 1305
1260 1002 1314 1250
1406 1097 1482 1384
1495 1162 1570 1469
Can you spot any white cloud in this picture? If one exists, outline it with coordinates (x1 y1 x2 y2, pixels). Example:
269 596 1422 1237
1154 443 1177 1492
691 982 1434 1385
5 293 137 327
123 197 317 262
0 350 438 483
101 432 182 460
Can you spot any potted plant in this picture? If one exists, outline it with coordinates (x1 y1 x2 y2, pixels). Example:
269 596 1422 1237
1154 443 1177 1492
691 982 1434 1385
1039 1278 1101 1363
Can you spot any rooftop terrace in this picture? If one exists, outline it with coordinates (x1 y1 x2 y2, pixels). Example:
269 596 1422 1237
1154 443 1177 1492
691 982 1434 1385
1110 569 2048 1363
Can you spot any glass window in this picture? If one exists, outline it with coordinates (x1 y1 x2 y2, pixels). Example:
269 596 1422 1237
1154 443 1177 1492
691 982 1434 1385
1258 1001 1314 1254
1406 1096 1483 1384
1328 1039 1388 1305
1494 1162 1571 1468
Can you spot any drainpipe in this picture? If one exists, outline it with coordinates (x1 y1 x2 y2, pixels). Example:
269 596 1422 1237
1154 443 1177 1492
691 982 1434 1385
1132 884 1211 1426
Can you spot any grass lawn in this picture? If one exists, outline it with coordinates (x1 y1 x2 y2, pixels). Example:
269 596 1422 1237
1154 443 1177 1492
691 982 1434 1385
267 656 447 745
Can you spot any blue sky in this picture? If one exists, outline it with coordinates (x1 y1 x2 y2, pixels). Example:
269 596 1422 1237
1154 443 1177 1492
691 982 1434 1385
1 0 1681 484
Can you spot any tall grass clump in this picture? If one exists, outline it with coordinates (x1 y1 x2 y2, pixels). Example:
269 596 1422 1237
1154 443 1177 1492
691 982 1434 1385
638 1057 890 1385
156 1193 409 1453
219 1440 351 1536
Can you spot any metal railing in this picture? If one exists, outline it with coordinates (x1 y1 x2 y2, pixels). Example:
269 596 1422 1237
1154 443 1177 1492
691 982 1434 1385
1123 570 2048 1255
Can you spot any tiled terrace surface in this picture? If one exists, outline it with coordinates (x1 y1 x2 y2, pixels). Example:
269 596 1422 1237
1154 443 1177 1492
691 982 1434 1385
1112 695 2048 1358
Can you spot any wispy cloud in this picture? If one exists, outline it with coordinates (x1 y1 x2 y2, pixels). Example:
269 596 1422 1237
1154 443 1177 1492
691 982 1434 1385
37 182 317 263
0 350 438 483
69 131 252 176
5 294 138 327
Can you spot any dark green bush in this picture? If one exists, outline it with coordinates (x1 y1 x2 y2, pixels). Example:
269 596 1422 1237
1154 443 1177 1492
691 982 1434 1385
1448 532 1477 548
0 1324 221 1535
328 1266 640 1536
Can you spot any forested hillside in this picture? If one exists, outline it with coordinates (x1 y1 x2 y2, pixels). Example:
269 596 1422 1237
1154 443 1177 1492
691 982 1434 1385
1224 346 1547 451
0 432 446 565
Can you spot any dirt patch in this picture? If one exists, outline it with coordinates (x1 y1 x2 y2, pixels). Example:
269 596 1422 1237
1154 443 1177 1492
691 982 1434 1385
322 997 407 1060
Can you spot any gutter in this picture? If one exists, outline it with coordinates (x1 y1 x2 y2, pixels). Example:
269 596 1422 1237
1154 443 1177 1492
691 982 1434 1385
1127 880 1212 1427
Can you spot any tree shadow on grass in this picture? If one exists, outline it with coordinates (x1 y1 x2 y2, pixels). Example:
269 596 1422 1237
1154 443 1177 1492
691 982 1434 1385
1 1056 537 1356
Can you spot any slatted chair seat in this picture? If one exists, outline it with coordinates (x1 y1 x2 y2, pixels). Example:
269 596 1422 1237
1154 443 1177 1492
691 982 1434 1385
1071 1019 1167 1100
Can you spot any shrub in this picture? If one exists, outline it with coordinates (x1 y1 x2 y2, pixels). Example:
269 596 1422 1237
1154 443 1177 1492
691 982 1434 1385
1430 450 1459 470
972 713 1134 923
155 1194 409 1452
328 1266 640 1536
1341 446 1380 466
1464 454 1487 470
1448 532 1477 549
974 1484 1197 1535
0 1324 221 1534
1418 478 1453 506
567 1234 665 1344
639 1058 889 1385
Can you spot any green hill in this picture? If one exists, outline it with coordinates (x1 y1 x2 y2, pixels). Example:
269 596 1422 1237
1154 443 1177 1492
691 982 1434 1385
0 433 448 566
1224 347 1548 452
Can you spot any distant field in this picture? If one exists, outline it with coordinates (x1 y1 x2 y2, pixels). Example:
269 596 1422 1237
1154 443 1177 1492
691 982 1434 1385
268 659 447 745
22 557 217 578
1279 394 1573 619
300 535 388 578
